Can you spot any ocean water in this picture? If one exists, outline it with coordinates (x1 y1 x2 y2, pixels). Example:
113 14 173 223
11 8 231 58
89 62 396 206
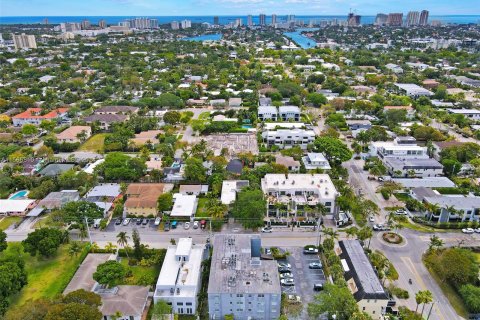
284 28 319 49
182 34 223 41
1 15 480 25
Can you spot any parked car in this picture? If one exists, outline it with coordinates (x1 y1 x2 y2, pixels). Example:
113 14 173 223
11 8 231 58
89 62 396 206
309 262 323 269
474 228 480 233
287 295 301 303
369 216 375 222
261 227 272 233
279 273 293 279
193 221 199 229
462 228 474 234
136 218 142 225
378 176 384 182
303 247 319 254
171 221 177 229
115 219 122 225
164 222 170 231
280 278 295 286
278 267 292 273
395 209 406 215
265 248 272 255
142 218 149 225
313 283 324 291
277 262 291 269
373 224 382 231
122 218 131 226
154 217 161 226
184 222 190 230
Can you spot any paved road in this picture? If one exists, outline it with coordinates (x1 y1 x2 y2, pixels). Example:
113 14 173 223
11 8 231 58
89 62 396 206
181 107 212 143
431 119 478 143
371 229 479 320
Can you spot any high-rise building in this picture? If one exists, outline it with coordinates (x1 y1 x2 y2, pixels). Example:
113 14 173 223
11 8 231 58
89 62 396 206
259 14 266 26
12 33 37 50
171 21 179 30
150 18 158 28
181 20 192 29
419 10 429 26
348 13 361 26
406 11 420 26
247 15 253 26
213 16 219 25
60 22 81 33
81 19 91 30
98 19 106 28
287 15 295 22
374 13 388 26
43 18 49 25
271 14 277 25
387 13 403 26
234 18 243 28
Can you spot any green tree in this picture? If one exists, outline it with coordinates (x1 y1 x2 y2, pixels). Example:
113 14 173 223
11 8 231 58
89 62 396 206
459 284 480 313
152 299 172 320
22 228 64 257
0 230 6 253
96 152 146 181
62 289 102 307
428 235 444 252
313 136 352 162
45 302 102 320
307 283 360 320
116 231 130 258
184 157 207 182
68 242 82 257
163 111 181 124
21 124 38 136
157 193 173 213
231 189 266 229
93 260 126 287
132 228 144 260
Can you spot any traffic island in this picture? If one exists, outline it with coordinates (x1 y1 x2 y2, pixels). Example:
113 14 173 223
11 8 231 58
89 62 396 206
382 232 404 244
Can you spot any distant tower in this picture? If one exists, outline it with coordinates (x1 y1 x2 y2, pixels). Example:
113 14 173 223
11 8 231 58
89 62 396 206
98 19 106 28
214 16 219 25
375 13 388 26
43 18 49 25
347 12 361 27
247 15 253 26
387 13 403 26
419 10 429 26
81 19 91 30
259 14 266 26
272 14 277 25
406 11 420 26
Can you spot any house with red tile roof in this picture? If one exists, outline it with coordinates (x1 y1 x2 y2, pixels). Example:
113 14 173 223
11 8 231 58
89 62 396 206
12 107 69 127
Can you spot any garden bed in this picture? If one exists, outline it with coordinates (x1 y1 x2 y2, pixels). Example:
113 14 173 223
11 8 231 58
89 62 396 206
382 232 403 244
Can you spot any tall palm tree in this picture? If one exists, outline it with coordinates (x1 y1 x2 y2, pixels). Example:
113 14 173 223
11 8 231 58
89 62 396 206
357 226 374 249
428 235 444 251
345 226 358 239
415 291 423 313
117 231 130 258
421 290 433 316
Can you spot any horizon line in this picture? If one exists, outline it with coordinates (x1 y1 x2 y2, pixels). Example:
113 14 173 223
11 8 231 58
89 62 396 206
2 14 480 18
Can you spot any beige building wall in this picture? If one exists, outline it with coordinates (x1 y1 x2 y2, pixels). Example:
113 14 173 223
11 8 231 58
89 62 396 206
357 299 388 320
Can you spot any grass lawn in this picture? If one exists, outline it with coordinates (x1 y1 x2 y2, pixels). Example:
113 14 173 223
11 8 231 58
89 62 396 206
399 220 448 233
424 262 469 318
119 258 160 287
195 198 210 217
32 214 64 229
198 112 211 120
394 192 411 202
4 242 89 308
79 133 109 153
475 253 480 264
0 216 22 230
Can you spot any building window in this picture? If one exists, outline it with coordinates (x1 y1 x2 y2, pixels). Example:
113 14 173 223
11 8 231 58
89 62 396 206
186 302 192 306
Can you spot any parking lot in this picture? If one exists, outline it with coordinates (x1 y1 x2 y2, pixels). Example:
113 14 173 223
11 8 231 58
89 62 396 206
278 247 326 304
104 218 208 235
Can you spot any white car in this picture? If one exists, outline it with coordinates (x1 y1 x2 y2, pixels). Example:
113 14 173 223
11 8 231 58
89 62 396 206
154 217 161 226
193 221 199 229
280 278 295 286
279 272 293 279
287 295 301 303
462 228 474 234
122 218 131 226
395 209 406 215
261 227 272 233
369 216 375 222
474 228 480 233
184 222 190 230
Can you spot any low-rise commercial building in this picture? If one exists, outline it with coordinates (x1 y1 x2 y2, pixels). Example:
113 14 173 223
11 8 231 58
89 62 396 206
394 83 433 98
383 158 443 178
338 240 390 320
154 238 205 315
261 174 338 218
171 194 198 218
208 234 281 320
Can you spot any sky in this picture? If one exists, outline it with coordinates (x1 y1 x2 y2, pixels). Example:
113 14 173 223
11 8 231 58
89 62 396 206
1 0 479 16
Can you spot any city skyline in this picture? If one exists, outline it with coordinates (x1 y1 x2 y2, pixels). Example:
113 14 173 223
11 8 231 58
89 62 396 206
1 0 480 16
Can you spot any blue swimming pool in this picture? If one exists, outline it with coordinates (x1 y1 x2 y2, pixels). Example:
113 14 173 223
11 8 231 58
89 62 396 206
9 190 28 199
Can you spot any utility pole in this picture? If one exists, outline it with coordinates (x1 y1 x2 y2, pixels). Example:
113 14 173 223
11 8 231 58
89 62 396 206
316 217 322 246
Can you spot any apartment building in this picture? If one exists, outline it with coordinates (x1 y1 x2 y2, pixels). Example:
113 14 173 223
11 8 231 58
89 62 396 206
208 234 281 320
12 108 69 127
261 174 338 218
257 106 278 121
12 33 37 50
278 106 300 121
383 157 444 178
262 129 315 150
154 238 205 315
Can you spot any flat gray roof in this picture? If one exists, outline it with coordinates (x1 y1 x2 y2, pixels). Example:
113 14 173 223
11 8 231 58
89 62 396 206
208 234 281 295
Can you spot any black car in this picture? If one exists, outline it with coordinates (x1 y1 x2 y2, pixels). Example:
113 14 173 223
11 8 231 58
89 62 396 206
115 219 122 225
278 266 292 273
313 283 324 291
164 222 170 231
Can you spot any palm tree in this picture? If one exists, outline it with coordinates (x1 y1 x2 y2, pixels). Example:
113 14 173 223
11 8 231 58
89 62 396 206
68 242 81 257
117 231 130 258
345 226 358 239
421 290 433 316
415 291 423 313
428 235 444 251
105 242 117 253
323 227 339 240
357 226 374 249
91 242 100 253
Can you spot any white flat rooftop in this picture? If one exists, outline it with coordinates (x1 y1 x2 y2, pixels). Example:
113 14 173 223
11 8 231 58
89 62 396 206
171 193 198 217
0 199 35 214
